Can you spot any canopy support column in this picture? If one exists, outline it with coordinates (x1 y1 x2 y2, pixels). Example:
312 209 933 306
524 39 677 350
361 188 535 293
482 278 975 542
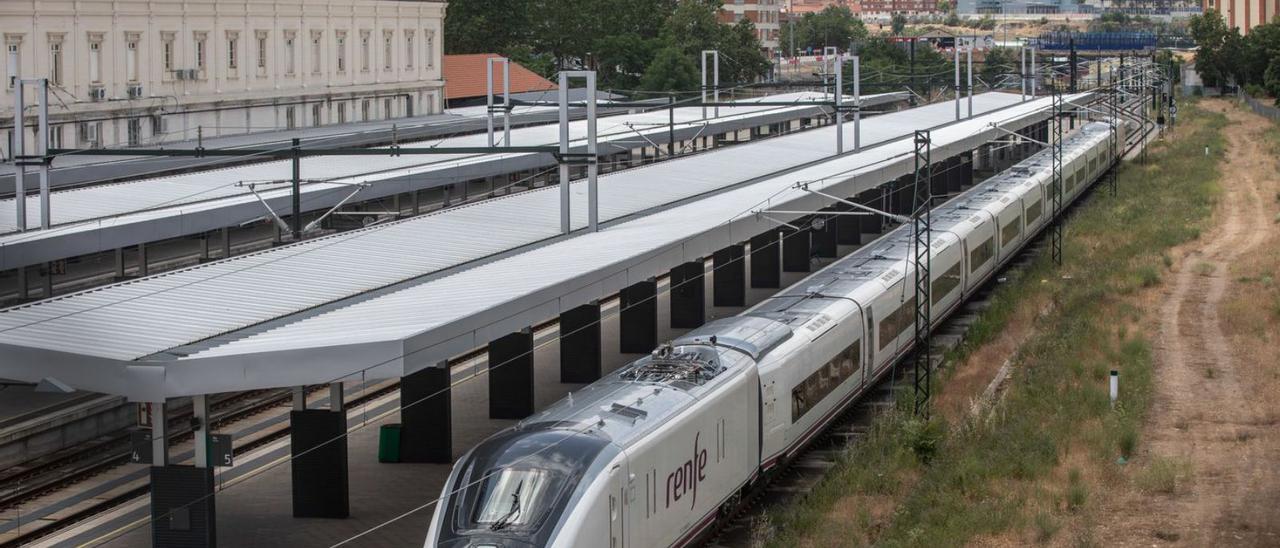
749 231 780 289
712 244 746 307
620 280 657 354
489 328 534 419
290 397 349 518
670 261 706 329
560 303 602 383
400 363 452 463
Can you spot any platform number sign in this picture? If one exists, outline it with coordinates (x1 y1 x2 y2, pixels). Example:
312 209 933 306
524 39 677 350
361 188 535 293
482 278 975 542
210 434 234 467
130 430 153 464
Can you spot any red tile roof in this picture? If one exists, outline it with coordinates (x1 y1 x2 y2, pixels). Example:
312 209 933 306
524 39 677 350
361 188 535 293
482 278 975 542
443 54 556 101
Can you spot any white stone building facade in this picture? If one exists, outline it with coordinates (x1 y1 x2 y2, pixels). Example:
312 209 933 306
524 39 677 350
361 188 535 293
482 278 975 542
1 0 446 153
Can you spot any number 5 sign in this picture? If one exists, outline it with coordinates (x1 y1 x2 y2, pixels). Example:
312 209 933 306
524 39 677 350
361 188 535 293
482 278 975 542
210 434 234 467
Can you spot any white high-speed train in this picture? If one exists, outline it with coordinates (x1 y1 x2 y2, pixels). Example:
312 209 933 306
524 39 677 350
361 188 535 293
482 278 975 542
425 120 1123 548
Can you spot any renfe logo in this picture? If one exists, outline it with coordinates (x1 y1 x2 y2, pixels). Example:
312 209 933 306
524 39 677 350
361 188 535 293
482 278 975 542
666 431 709 510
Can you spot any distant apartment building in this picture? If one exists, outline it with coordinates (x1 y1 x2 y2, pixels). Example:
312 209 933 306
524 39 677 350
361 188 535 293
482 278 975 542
957 0 1085 14
1203 0 1279 34
1 0 446 154
720 0 784 50
858 0 941 16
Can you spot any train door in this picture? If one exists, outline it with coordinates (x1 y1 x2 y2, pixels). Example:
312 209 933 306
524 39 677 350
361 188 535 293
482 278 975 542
865 306 875 376
607 459 629 548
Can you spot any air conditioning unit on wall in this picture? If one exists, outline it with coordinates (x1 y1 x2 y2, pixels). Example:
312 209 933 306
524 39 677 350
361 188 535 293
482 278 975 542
127 84 143 99
88 86 106 101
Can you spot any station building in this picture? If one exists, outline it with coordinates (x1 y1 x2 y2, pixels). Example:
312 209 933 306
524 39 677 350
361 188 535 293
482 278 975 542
0 0 446 155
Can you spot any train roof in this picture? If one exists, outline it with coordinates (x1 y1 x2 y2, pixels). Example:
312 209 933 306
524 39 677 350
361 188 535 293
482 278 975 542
743 121 1114 333
511 342 756 448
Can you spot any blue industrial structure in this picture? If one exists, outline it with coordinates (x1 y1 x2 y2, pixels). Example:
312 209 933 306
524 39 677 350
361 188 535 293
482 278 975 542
1037 31 1158 52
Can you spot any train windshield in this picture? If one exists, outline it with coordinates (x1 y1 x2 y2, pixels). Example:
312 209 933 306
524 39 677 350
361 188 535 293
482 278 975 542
470 467 562 530
436 427 614 547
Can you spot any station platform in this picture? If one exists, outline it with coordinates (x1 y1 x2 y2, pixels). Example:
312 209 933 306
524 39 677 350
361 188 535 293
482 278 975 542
35 249 830 548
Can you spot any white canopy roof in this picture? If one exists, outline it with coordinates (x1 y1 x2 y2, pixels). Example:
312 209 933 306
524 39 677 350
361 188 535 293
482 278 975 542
0 92 1092 400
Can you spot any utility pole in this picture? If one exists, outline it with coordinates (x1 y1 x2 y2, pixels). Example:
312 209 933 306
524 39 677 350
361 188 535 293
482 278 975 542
291 138 301 241
11 82 25 232
909 39 917 106
1069 35 1078 93
954 43 961 120
701 50 720 120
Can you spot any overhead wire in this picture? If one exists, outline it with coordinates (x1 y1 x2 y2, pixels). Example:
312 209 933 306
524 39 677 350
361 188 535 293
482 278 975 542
90 91 1101 545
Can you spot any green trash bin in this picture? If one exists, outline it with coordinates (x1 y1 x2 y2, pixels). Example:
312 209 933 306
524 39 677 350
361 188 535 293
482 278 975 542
378 424 402 463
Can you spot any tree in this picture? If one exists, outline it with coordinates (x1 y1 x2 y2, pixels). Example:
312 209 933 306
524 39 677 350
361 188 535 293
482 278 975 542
892 13 908 36
779 5 869 56
980 47 1016 88
1189 9 1239 88
719 19 773 84
443 0 532 54
640 46 700 93
1264 57 1280 102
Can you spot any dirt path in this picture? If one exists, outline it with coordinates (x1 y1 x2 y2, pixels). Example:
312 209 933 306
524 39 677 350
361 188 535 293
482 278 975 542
1098 100 1280 546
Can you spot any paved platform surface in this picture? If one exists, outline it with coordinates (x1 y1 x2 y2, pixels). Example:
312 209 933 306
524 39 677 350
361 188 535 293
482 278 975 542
40 238 869 547
0 382 91 428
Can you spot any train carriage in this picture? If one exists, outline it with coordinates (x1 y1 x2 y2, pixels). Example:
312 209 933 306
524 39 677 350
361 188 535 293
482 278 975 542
425 120 1121 548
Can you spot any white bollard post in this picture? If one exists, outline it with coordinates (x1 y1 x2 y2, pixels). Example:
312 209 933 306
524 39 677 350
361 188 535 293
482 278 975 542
1109 370 1119 409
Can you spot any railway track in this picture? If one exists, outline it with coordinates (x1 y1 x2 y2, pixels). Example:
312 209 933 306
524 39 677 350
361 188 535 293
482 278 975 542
702 238 1047 547
0 381 400 547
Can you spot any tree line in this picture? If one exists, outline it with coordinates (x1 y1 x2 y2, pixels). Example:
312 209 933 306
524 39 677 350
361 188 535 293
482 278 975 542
444 0 770 94
1189 9 1280 101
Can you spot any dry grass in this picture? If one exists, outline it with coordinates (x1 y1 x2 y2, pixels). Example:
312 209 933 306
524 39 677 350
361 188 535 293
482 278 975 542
758 100 1226 547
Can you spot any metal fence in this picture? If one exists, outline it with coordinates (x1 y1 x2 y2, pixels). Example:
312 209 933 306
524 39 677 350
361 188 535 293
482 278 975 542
1241 92 1280 121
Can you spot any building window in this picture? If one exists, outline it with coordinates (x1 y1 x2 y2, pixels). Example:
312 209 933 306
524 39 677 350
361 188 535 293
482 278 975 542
335 32 346 73
360 31 370 72
49 124 64 149
88 36 102 83
5 35 21 90
227 31 239 76
312 103 322 127
337 102 347 123
195 32 207 72
127 118 142 146
286 106 297 129
48 36 63 86
425 30 435 69
404 30 414 69
256 31 268 76
361 99 370 121
311 31 322 75
161 33 175 74
125 34 139 82
151 115 163 138
284 32 296 75
383 31 393 71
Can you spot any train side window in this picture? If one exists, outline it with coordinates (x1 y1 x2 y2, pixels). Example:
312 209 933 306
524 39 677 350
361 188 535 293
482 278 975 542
1026 199 1043 225
791 339 861 422
968 236 994 275
931 261 962 306
876 297 916 352
1001 214 1021 247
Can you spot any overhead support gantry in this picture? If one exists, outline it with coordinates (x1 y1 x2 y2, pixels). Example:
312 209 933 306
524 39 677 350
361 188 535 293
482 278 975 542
911 130 933 417
1051 92 1065 267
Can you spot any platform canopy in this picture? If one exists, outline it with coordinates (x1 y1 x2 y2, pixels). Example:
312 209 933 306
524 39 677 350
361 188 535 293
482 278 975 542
0 92 908 272
0 92 1095 401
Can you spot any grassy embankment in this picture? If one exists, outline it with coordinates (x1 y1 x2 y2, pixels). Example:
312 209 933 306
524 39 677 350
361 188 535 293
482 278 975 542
754 99 1228 547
